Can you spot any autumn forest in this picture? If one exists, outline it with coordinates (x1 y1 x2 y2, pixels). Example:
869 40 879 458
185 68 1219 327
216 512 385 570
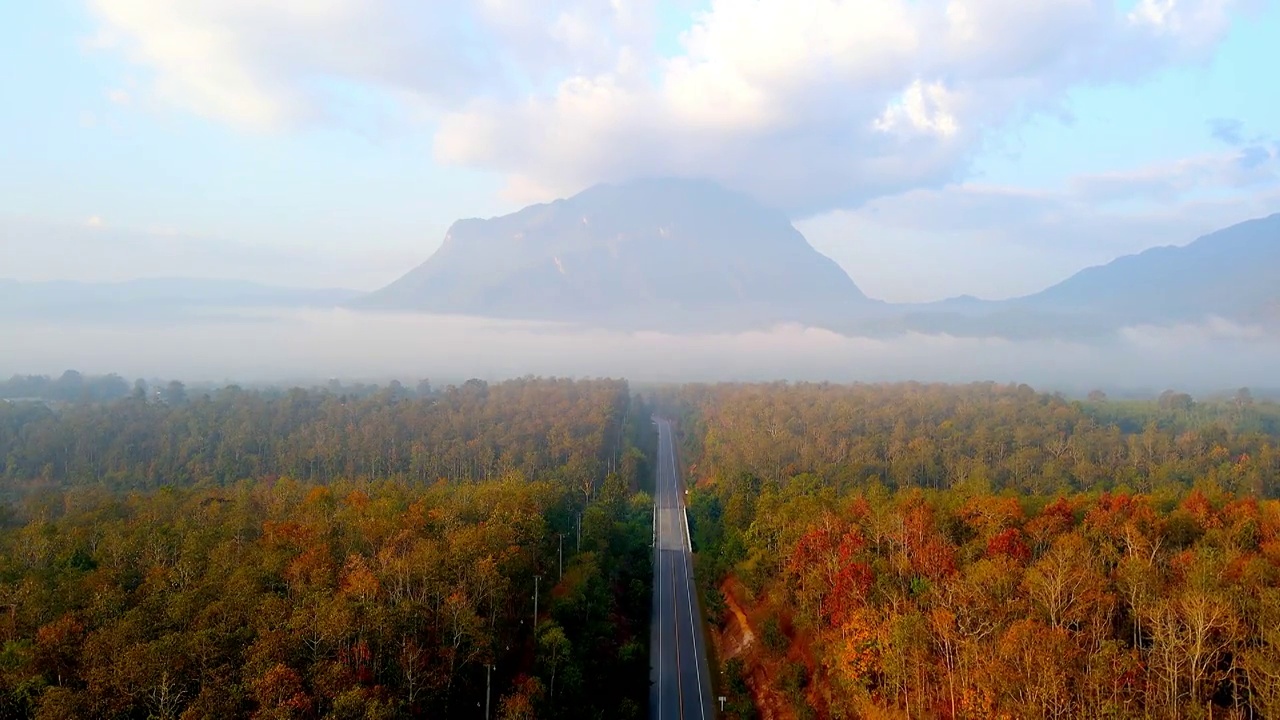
0 378 653 719
3 376 1280 719
666 382 1280 719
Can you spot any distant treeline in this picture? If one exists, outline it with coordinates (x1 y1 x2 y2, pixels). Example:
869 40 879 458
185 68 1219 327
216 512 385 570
0 372 444 405
0 372 133 403
660 382 1280 498
0 377 640 496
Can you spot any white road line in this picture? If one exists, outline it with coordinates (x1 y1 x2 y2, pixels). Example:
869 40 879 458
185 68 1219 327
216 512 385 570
682 549 705 719
655 421 663 720
671 550 685 719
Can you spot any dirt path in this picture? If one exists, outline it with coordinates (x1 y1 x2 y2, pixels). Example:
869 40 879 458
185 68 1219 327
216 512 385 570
713 578 795 720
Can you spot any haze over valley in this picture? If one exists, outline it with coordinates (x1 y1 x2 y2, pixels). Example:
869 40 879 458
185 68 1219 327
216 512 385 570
5 178 1279 391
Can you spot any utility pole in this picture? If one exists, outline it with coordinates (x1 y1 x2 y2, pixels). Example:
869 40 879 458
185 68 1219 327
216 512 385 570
533 575 540 629
485 664 493 720
576 512 581 552
558 533 563 581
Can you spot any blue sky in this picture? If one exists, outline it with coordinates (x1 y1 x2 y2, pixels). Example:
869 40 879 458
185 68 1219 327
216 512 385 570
972 10 1280 187
2 0 1278 301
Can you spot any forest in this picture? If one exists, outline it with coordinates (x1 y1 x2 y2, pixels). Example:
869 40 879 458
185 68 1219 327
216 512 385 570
662 382 1280 719
4 376 1280 719
0 377 655 719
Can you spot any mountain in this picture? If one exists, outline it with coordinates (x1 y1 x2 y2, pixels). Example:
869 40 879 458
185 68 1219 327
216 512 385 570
1014 213 1280 324
359 178 873 331
828 213 1280 339
10 198 1273 339
360 183 1279 336
0 278 363 321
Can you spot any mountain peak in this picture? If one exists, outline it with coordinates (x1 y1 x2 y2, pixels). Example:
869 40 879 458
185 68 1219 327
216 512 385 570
360 178 869 331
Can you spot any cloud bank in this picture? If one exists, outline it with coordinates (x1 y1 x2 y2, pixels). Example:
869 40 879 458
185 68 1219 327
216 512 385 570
2 309 1277 393
88 0 1250 215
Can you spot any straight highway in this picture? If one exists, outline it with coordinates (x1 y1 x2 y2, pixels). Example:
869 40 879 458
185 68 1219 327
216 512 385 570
650 417 715 720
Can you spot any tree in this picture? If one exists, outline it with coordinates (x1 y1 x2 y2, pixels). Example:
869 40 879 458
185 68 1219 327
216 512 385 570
499 675 544 720
537 623 571 703
162 380 187 406
1235 387 1254 409
251 664 311 720
1022 533 1107 631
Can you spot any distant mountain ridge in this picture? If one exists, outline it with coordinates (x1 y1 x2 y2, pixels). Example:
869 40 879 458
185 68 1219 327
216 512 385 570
4 185 1277 339
362 178 1279 336
1014 213 1280 323
359 178 874 331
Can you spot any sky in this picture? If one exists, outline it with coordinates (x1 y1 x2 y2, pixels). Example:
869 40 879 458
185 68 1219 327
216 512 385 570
2 0 1279 302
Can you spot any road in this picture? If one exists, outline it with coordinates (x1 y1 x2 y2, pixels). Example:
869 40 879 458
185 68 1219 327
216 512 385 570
650 417 715 720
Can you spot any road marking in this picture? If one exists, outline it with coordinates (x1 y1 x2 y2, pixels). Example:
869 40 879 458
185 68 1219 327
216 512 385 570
671 550 685 719
681 427 705 718
683 550 706 719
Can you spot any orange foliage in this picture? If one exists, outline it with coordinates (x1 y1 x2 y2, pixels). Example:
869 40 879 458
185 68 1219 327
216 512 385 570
827 561 875 628
1083 492 1158 541
285 544 336 591
1261 539 1280 567
1025 496 1076 546
304 486 332 507
262 520 314 548
339 554 381 601
960 496 1024 537
899 499 958 580
1180 489 1222 529
252 663 312 718
35 613 83 650
1223 495 1260 520
828 607 879 690
986 528 1031 563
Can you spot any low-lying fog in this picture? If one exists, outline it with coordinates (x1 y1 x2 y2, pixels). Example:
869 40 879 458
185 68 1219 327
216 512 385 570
2 309 1277 394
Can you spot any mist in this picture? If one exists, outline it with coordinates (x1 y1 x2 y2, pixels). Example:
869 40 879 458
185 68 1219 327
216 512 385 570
2 308 1277 394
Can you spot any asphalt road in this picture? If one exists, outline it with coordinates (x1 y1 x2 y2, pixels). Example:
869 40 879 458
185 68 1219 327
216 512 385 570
650 417 715 720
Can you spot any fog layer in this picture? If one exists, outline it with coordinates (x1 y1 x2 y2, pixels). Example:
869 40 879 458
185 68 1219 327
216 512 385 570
2 309 1276 393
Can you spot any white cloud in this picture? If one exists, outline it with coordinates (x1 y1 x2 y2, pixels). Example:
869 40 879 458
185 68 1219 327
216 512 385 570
85 215 104 228
1070 146 1280 201
1128 0 1238 49
86 0 656 129
434 0 1251 214
87 0 1254 214
873 80 961 138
